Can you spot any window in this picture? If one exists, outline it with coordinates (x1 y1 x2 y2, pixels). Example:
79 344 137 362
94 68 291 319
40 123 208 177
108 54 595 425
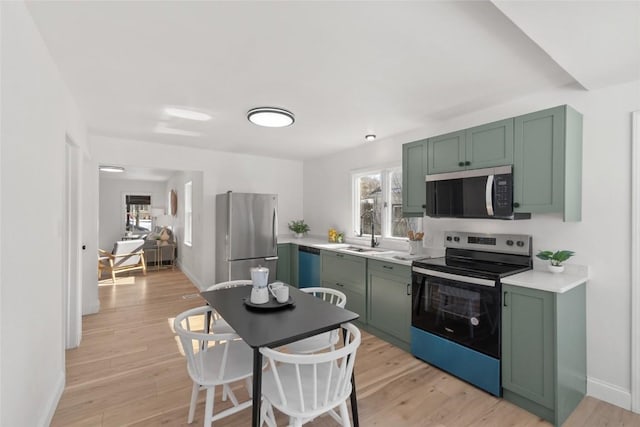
184 181 192 246
352 167 416 240
125 195 152 233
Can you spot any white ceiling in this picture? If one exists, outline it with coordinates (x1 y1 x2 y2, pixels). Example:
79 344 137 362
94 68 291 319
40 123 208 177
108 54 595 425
26 1 640 162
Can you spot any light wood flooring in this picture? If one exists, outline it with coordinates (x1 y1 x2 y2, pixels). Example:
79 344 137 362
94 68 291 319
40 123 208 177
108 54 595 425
52 269 640 426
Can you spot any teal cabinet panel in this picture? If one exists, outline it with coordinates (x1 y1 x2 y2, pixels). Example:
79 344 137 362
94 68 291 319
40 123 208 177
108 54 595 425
502 283 586 426
276 243 298 287
367 260 411 344
465 118 514 170
276 244 291 284
427 130 466 174
502 285 555 409
402 139 428 217
514 105 582 221
427 120 514 174
321 250 367 323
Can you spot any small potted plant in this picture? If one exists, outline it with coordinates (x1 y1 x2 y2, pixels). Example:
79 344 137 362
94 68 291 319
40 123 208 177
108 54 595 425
536 250 575 273
288 220 310 238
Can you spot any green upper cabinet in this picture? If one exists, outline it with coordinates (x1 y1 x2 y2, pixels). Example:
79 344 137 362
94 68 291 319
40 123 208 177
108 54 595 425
401 139 428 217
427 130 466 174
465 118 514 170
427 119 514 174
513 105 582 221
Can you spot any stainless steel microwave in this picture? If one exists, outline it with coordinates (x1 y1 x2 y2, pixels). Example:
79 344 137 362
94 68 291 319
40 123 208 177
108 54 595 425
425 165 530 220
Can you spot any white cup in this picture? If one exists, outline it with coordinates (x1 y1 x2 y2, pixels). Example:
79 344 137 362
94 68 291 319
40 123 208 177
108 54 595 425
250 287 269 304
269 282 289 303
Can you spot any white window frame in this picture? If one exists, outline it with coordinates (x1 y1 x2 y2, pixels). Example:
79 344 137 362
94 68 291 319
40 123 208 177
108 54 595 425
351 165 404 242
184 181 192 247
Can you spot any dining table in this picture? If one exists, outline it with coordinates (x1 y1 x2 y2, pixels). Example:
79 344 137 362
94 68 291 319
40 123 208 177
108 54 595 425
200 285 360 427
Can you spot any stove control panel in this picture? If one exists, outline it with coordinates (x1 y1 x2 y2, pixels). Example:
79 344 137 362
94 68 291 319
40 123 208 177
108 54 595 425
443 231 531 255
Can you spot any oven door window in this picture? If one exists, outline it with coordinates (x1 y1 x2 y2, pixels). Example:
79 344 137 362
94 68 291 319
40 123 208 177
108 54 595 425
413 274 500 358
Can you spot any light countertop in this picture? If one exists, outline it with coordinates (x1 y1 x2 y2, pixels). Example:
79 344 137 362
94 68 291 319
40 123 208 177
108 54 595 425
502 264 590 294
278 235 444 266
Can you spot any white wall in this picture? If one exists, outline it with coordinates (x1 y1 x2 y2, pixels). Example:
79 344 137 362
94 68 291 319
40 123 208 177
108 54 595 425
98 177 168 250
165 171 203 284
0 2 88 425
304 79 640 409
91 136 304 289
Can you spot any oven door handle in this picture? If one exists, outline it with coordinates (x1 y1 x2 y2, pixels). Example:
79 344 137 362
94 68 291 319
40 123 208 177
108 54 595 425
412 267 496 287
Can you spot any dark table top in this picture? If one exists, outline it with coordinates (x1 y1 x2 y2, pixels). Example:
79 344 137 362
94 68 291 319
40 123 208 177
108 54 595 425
200 286 359 349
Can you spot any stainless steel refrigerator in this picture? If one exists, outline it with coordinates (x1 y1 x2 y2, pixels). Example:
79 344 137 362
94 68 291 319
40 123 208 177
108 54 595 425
215 191 278 283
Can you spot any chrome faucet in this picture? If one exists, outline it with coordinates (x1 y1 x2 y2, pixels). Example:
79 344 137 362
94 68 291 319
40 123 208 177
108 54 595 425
360 210 379 248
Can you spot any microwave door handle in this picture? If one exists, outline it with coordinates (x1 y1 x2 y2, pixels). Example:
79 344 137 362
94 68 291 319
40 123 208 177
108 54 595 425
486 175 495 216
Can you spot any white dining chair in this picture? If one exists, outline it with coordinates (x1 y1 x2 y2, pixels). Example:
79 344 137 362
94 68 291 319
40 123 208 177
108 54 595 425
174 305 254 427
260 322 361 427
204 280 253 334
285 287 347 354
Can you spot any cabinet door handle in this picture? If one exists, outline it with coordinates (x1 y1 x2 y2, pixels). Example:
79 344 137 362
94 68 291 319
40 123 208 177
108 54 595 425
421 204 426 209
383 265 393 270
336 253 344 258
503 291 509 307
465 161 471 166
458 161 465 167
407 283 411 296
336 282 344 288
513 202 520 208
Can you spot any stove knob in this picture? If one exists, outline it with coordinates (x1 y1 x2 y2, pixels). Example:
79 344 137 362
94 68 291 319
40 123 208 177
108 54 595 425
506 240 514 246
453 236 460 242
516 240 525 247
446 236 452 242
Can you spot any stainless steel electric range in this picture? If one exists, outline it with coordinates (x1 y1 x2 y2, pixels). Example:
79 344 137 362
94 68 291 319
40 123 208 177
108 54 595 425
410 231 532 396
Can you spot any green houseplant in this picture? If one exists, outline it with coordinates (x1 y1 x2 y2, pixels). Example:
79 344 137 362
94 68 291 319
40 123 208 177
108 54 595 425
536 250 575 273
288 220 310 238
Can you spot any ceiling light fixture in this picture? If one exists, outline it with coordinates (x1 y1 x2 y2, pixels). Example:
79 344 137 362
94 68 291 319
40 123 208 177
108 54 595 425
165 107 211 121
99 165 125 173
247 107 295 128
365 134 377 142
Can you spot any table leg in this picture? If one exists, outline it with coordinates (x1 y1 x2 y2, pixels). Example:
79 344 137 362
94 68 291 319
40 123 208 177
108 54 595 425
252 348 263 427
343 327 359 427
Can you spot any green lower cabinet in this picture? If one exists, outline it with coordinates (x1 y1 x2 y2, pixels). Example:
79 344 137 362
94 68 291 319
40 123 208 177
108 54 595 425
276 243 298 287
276 244 291 284
367 260 411 349
502 283 586 427
320 251 367 323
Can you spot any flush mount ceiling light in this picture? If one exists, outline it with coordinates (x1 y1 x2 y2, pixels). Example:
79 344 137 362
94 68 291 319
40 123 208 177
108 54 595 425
365 134 377 142
165 107 211 121
247 107 295 128
99 165 125 173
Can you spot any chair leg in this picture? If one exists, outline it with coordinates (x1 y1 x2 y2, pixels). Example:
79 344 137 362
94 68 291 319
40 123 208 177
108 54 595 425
339 401 351 427
188 381 199 424
204 386 215 427
245 377 253 398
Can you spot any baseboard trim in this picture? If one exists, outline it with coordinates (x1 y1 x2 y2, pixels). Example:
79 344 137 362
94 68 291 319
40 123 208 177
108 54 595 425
40 370 65 427
177 262 204 290
587 376 631 410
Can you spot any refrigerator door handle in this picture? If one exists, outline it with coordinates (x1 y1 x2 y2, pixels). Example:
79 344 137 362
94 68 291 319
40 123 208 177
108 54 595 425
272 207 277 251
265 257 279 261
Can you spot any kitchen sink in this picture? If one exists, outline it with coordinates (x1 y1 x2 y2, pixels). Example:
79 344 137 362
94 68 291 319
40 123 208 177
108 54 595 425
341 246 393 254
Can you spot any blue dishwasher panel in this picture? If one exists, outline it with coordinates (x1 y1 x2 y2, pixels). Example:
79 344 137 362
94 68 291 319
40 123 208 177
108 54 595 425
298 245 320 288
